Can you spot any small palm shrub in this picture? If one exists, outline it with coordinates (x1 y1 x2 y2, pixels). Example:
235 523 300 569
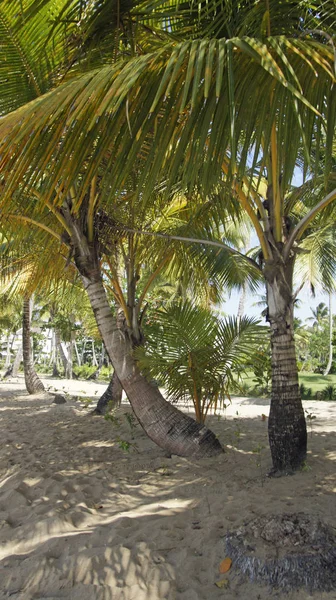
136 301 265 424
73 364 97 379
320 384 336 401
36 364 53 374
300 383 312 399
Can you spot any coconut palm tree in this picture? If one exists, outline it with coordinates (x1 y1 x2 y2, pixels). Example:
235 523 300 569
2 165 255 455
323 292 333 376
22 295 45 393
1 0 336 471
308 302 329 329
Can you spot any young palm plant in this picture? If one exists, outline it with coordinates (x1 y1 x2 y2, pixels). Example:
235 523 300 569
136 301 264 424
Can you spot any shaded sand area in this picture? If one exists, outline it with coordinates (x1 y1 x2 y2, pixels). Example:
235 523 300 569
0 376 335 600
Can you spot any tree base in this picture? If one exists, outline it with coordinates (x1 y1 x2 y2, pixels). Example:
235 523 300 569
266 467 296 478
225 513 336 592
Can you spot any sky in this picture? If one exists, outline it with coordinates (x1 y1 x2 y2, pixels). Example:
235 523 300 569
223 286 330 323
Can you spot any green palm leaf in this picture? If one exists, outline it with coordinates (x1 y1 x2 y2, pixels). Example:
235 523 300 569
0 31 334 206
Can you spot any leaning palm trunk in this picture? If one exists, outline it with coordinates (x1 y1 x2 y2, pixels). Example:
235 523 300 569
82 273 222 457
266 261 307 473
22 297 45 394
65 207 222 457
93 370 122 415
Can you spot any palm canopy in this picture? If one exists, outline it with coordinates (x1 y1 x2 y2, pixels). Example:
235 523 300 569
0 0 334 213
0 0 75 115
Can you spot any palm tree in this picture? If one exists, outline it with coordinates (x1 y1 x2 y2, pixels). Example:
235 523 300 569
22 295 45 393
0 292 23 375
308 302 329 329
1 0 336 471
323 292 333 376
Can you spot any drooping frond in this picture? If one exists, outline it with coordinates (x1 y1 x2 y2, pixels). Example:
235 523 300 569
0 31 334 209
0 0 76 115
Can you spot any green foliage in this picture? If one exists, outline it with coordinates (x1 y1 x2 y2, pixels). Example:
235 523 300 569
136 300 265 423
104 409 138 451
0 1 334 213
73 364 97 379
299 371 336 394
246 343 272 395
299 383 312 400
124 412 137 439
99 366 113 381
320 384 336 401
72 364 112 380
36 364 52 375
296 313 335 373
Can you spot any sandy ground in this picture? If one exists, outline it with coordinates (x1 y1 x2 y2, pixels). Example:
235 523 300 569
0 375 335 600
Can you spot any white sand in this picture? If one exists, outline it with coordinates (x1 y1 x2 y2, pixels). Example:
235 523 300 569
0 375 335 600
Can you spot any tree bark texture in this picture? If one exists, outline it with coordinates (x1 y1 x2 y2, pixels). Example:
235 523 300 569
56 330 72 378
82 274 223 458
50 330 60 376
66 336 74 379
22 297 45 394
12 346 23 377
4 335 11 368
323 292 333 377
266 260 307 472
93 370 122 415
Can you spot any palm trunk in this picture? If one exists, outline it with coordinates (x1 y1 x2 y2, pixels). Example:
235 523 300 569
266 261 307 473
66 339 73 379
12 346 23 376
93 370 122 415
49 329 60 376
74 339 81 366
81 338 87 364
82 273 222 457
237 282 247 319
91 339 98 366
22 297 45 394
100 343 105 367
64 205 223 458
94 309 124 412
4 334 11 368
323 292 333 376
56 330 70 376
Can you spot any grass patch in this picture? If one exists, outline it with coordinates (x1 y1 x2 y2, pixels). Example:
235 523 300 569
232 371 336 398
298 372 336 394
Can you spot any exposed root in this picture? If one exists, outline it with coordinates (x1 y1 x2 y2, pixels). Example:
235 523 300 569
225 513 336 592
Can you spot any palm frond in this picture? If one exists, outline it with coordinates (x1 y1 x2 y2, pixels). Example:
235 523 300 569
0 33 334 208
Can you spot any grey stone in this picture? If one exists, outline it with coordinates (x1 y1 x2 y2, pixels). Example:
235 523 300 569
53 394 67 404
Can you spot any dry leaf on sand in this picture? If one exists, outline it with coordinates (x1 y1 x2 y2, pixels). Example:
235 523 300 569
219 557 232 573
